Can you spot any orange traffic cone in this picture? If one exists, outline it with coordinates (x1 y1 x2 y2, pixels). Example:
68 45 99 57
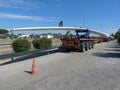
31 58 38 75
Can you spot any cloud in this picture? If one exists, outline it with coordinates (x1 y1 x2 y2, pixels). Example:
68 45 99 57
0 0 46 10
10 0 27 4
0 13 57 22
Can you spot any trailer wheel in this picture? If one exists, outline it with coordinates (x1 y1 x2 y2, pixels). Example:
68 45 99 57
91 42 94 49
80 43 85 52
89 42 92 49
85 43 89 51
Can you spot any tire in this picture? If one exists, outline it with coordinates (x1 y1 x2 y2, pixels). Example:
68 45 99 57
80 43 85 52
85 43 89 51
89 42 92 49
91 42 94 49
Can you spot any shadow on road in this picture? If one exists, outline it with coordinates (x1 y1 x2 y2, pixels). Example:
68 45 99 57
92 41 120 58
109 46 120 48
92 52 120 58
58 48 84 53
104 49 120 52
24 70 31 74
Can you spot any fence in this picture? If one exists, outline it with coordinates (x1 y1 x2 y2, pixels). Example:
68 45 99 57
0 48 58 62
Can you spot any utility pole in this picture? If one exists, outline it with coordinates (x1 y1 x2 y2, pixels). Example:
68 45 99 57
83 0 86 28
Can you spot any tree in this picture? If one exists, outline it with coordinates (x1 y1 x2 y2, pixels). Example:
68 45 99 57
0 29 9 34
66 31 71 36
30 33 34 38
115 28 120 43
115 29 120 38
65 31 75 38
110 33 114 37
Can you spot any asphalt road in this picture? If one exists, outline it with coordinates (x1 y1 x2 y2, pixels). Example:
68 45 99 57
0 40 120 90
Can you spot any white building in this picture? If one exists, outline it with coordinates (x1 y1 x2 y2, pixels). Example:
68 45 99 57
18 34 29 38
40 35 53 39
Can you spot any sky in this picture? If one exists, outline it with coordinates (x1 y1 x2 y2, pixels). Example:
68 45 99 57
0 0 120 35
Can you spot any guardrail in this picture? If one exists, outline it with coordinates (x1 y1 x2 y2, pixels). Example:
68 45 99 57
0 48 58 62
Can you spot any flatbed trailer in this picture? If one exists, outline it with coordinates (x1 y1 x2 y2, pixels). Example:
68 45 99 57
60 38 95 52
60 30 99 52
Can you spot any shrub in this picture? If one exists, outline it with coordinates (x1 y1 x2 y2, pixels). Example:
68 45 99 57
12 39 31 52
118 36 120 44
32 38 52 49
32 39 40 49
115 29 120 44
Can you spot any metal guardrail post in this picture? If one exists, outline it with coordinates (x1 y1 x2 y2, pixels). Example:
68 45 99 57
48 51 49 55
11 51 14 62
11 57 14 62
